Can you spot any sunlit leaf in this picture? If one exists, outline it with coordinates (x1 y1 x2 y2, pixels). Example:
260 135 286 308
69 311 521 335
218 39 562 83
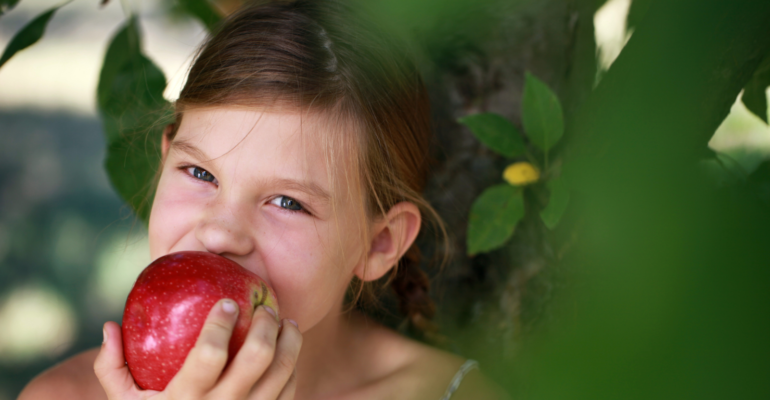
179 0 221 32
98 17 172 222
0 3 66 68
540 176 570 229
0 0 21 17
742 55 770 124
467 184 524 255
459 113 526 158
522 72 564 152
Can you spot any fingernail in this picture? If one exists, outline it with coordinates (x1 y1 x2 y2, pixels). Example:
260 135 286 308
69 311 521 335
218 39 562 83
222 300 238 314
263 305 276 318
286 319 298 329
102 327 108 344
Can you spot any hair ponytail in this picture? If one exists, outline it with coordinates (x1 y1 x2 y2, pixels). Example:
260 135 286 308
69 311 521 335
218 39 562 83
391 246 437 336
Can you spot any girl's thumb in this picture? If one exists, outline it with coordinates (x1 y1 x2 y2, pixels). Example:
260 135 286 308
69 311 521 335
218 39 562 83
94 321 141 399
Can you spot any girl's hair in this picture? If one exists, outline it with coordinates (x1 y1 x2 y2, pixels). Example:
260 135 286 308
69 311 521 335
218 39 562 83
169 0 450 334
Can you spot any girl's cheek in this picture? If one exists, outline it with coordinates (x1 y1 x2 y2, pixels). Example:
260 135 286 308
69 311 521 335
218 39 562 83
257 226 348 327
148 181 203 258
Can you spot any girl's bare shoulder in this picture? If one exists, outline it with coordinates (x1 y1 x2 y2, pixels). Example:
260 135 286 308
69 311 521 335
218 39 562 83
18 348 106 400
352 323 509 400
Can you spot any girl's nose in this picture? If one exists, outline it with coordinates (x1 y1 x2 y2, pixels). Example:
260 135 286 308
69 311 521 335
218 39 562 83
194 201 254 257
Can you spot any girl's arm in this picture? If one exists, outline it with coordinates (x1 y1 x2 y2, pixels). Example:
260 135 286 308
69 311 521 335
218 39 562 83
18 349 106 400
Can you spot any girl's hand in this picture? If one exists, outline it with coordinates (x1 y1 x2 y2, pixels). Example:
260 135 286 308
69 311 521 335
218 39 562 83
94 300 302 400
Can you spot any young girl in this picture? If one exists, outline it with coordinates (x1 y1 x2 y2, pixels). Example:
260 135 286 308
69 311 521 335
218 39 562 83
21 1 506 399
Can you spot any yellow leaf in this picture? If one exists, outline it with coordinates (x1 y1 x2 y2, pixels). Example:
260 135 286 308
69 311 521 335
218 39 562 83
503 162 540 186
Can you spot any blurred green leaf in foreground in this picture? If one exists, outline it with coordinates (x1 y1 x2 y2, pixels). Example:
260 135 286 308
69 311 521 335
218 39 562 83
504 1 770 399
0 2 69 69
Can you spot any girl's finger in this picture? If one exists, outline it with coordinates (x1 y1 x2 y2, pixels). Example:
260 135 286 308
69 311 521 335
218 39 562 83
93 321 144 400
245 319 302 400
165 299 239 397
215 305 281 398
273 369 298 400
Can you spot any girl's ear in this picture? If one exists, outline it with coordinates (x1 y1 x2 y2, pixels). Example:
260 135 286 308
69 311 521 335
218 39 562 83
354 202 422 282
161 124 174 160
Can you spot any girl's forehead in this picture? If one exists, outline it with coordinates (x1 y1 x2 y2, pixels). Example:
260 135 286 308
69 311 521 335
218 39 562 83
175 106 361 201
178 106 329 158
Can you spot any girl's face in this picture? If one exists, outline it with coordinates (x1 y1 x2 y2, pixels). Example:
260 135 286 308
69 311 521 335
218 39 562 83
148 106 367 332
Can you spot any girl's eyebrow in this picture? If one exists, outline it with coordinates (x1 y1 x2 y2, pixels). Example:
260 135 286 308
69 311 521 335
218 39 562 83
170 139 210 162
262 177 332 203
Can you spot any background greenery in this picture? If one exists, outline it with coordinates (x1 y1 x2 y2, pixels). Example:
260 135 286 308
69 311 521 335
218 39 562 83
1 0 770 399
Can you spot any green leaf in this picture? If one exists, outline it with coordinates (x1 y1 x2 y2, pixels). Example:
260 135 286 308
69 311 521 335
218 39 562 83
700 151 751 187
98 18 172 222
104 128 165 222
742 55 770 124
540 176 570 229
459 113 526 158
0 0 21 17
467 184 525 255
522 72 564 152
0 3 65 69
97 17 141 117
179 0 222 32
101 52 169 142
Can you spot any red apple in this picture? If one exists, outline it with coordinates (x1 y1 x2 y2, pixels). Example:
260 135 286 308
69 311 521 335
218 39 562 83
121 251 279 391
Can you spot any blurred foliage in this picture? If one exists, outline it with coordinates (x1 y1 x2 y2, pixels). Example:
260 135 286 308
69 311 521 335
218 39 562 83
742 55 770 124
0 3 172 225
507 1 770 399
177 0 221 31
0 2 65 68
0 110 137 399
0 0 20 17
625 0 651 31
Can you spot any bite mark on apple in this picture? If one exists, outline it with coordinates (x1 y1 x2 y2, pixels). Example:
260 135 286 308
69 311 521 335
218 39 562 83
252 282 269 311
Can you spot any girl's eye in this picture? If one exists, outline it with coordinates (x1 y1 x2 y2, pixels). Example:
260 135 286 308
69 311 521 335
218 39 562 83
186 166 217 184
270 195 304 212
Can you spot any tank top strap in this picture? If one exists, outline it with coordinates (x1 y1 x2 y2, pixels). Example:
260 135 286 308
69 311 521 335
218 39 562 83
439 359 479 400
